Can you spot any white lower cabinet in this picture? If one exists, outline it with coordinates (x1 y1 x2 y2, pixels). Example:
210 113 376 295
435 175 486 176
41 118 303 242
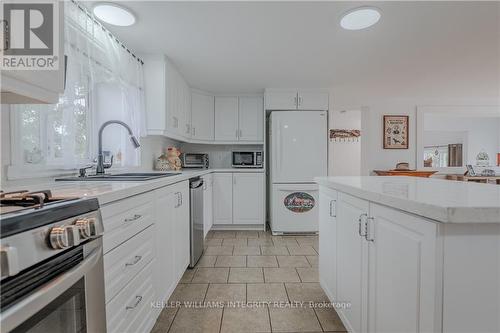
213 172 265 226
233 173 265 224
154 181 190 302
202 174 214 237
336 193 369 333
367 203 437 333
213 173 234 225
172 182 190 280
320 191 438 333
106 260 156 333
318 188 338 302
102 180 191 333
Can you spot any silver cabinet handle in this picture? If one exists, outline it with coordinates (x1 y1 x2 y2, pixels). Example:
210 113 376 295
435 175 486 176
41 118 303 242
239 129 242 138
124 214 142 223
365 217 375 242
329 200 336 217
193 127 196 136
174 192 181 207
298 96 303 107
126 296 143 310
294 95 298 107
186 124 190 134
180 192 183 206
236 129 239 139
358 213 367 237
125 255 142 267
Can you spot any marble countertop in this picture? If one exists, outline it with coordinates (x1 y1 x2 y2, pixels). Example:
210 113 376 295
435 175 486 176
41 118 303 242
315 176 500 223
2 168 265 206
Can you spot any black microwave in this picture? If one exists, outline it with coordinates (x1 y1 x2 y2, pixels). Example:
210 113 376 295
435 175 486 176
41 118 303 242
232 151 263 168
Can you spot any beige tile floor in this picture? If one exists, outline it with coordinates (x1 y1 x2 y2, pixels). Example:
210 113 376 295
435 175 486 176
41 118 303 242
151 229 346 333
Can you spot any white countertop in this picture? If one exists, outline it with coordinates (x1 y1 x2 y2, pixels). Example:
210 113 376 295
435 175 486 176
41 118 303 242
315 176 500 223
2 168 265 206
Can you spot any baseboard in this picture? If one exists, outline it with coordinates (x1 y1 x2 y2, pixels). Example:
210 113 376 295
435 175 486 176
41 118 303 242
211 224 266 231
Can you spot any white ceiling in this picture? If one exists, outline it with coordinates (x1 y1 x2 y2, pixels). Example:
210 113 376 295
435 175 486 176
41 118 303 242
84 1 499 94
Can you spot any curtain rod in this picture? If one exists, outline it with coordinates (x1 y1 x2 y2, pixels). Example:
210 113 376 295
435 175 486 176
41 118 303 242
70 0 144 65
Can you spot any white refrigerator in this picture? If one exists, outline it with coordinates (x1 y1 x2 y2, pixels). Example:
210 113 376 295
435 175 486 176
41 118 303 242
269 111 327 234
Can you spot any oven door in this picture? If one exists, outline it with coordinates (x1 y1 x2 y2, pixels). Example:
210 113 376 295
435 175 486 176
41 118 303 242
183 154 204 167
232 152 255 167
1 239 106 333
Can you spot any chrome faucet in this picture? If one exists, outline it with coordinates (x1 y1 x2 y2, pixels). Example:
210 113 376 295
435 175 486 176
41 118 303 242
96 120 141 175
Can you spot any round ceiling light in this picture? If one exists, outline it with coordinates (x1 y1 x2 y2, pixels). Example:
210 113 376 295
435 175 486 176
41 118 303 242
93 3 136 26
340 7 381 30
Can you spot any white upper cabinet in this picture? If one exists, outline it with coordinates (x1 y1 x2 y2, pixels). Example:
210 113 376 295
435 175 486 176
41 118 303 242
214 96 264 143
297 91 329 110
1 5 65 104
214 97 239 141
142 54 191 141
191 91 215 141
238 97 264 141
233 173 264 225
265 91 298 110
265 89 329 110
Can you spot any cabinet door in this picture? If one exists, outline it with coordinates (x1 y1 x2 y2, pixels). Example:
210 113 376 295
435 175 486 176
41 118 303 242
367 203 437 333
192 92 215 141
297 92 329 110
164 58 179 135
214 97 239 141
265 91 298 110
336 193 369 333
238 97 264 142
233 173 264 225
143 55 167 134
180 80 192 138
202 174 213 237
153 187 175 301
318 188 338 300
173 182 190 277
212 173 233 224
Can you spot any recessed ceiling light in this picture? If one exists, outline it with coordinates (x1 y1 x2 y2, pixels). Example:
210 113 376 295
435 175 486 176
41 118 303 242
340 7 381 30
93 3 136 26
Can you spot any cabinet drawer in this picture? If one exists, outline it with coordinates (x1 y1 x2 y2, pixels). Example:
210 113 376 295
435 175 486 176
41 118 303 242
101 193 154 254
104 225 155 303
106 260 156 333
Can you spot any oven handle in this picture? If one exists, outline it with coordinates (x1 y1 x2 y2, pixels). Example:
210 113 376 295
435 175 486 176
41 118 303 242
1 242 103 333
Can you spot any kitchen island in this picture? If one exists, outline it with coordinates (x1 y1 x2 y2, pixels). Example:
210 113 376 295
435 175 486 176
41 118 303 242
315 176 500 333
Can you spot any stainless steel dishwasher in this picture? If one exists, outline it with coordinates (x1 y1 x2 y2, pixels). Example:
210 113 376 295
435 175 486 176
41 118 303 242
189 177 204 267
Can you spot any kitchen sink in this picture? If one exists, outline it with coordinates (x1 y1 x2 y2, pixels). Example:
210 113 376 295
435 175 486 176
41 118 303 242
55 172 181 182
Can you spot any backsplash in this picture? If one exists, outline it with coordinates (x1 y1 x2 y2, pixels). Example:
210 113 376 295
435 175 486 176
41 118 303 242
140 136 180 170
180 143 264 168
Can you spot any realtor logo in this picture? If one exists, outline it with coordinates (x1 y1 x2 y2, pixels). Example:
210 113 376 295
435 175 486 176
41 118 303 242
1 0 59 70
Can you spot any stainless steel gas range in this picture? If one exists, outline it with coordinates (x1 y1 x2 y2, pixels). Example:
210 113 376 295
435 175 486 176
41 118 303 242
0 190 106 333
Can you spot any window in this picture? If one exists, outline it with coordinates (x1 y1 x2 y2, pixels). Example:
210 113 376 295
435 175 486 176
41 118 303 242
13 85 92 168
7 1 145 179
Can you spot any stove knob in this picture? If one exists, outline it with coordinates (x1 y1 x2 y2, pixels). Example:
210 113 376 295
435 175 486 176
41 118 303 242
49 226 70 249
49 225 80 249
75 218 96 239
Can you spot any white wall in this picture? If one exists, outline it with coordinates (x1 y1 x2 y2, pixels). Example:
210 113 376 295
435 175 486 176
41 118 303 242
328 109 361 176
329 81 499 175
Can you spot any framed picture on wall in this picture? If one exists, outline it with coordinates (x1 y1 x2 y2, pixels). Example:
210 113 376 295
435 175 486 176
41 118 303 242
383 115 409 149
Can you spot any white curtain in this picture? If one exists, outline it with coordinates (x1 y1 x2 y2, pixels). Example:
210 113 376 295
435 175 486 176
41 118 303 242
11 1 145 170
65 0 146 167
